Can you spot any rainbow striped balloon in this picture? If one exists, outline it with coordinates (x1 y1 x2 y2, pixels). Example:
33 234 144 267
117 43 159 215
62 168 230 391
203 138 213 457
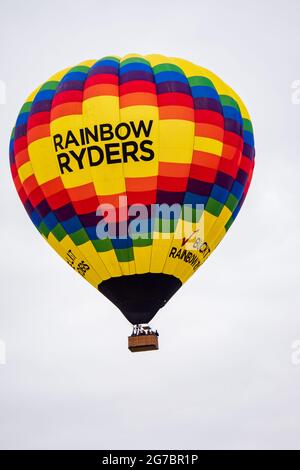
10 54 255 325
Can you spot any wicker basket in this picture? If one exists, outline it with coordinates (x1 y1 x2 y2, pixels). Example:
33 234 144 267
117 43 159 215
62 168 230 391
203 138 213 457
128 334 159 352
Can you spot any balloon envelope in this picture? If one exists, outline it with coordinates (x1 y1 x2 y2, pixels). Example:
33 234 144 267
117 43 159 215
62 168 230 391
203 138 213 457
10 54 255 325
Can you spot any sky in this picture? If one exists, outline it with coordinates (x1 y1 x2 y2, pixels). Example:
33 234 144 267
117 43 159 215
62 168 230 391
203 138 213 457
0 0 300 450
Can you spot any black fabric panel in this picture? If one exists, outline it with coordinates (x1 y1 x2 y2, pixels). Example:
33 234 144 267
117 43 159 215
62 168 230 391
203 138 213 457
98 273 182 325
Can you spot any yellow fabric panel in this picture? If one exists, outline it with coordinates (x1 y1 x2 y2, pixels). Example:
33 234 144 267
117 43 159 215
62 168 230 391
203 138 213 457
47 232 102 288
208 206 232 250
29 136 60 185
159 120 195 163
134 245 153 274
194 136 223 156
149 238 172 273
18 161 33 183
95 251 122 278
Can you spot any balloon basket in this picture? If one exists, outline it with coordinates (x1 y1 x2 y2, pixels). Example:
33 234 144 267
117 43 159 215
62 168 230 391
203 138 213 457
128 333 159 353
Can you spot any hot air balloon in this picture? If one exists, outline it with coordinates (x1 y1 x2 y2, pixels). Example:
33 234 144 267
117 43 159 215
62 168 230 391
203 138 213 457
10 54 255 352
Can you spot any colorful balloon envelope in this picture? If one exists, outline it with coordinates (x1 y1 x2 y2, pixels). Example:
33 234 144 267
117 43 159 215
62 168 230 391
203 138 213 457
10 54 255 340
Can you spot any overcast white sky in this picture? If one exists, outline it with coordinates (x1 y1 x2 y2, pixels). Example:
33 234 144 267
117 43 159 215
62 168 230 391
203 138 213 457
1 0 300 450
